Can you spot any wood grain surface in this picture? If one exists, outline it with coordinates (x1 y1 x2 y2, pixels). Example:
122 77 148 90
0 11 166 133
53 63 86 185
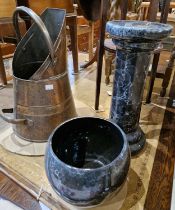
0 0 16 18
0 171 43 210
144 71 175 210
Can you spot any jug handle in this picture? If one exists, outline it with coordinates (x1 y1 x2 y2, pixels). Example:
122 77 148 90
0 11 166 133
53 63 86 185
13 6 55 63
0 108 32 125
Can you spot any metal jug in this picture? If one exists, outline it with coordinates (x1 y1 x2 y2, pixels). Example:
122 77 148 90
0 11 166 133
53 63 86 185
0 7 77 142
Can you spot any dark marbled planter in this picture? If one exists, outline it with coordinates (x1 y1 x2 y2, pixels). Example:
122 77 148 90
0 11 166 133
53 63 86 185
106 21 172 155
45 117 130 207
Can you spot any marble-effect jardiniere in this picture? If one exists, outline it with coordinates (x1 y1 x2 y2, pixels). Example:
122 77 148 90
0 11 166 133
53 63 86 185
106 21 172 155
45 117 130 207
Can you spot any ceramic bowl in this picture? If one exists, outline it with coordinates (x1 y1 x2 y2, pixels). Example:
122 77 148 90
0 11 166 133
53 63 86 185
45 117 130 207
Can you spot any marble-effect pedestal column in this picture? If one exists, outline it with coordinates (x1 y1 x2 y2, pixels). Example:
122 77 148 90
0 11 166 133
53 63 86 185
106 21 172 155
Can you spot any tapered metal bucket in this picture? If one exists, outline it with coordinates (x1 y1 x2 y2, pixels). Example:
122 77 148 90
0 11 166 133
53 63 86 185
0 7 77 142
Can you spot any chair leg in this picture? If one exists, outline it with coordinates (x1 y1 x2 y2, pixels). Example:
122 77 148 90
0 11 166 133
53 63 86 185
88 21 94 61
160 49 175 97
68 16 79 74
0 47 7 85
146 53 160 103
105 50 113 85
95 0 109 110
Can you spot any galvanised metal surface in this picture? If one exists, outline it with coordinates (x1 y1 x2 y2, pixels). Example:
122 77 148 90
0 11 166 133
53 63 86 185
0 7 77 142
45 117 130 207
13 6 67 80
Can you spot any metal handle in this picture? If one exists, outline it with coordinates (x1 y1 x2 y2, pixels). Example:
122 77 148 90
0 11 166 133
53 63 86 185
0 108 32 125
13 6 55 62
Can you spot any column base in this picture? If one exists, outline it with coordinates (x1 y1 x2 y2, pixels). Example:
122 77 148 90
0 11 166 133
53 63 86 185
126 127 146 156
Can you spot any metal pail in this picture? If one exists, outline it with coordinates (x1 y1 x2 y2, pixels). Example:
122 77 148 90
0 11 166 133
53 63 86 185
0 7 77 142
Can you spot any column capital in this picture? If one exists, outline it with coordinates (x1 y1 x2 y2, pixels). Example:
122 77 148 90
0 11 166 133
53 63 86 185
106 20 172 41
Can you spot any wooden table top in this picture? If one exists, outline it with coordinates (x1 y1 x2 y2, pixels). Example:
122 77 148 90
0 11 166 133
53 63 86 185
0 64 175 210
0 171 48 210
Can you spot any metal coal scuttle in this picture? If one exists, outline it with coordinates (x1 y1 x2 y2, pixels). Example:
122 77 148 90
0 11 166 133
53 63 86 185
0 6 77 142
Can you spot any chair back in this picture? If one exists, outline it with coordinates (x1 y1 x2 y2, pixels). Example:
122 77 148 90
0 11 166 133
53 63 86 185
0 0 16 18
0 0 26 41
137 2 150 20
16 0 74 14
138 1 175 22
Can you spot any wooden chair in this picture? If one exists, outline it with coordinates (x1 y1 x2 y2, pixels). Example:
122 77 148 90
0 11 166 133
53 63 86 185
77 16 95 61
0 0 26 85
144 0 175 102
73 1 96 61
137 2 150 20
0 1 14 85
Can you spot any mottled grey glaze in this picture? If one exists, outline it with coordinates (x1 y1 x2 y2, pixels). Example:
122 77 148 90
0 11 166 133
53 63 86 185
106 20 172 155
45 117 130 207
106 20 173 41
